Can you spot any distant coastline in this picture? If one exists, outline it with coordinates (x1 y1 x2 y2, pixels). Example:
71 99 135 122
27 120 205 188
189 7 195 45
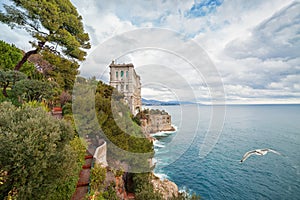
142 98 196 106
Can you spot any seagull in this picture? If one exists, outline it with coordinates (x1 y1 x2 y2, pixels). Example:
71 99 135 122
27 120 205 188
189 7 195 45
240 148 281 163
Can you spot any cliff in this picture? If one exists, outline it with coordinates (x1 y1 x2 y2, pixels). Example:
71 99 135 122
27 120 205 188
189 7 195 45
151 174 179 199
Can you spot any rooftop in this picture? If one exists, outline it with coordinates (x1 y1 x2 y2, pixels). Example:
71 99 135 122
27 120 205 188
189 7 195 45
109 60 134 68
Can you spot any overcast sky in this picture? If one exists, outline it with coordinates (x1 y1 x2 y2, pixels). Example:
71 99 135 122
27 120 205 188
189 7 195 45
1 0 299 104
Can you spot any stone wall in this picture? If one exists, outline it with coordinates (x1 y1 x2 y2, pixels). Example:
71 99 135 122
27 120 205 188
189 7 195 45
141 113 175 134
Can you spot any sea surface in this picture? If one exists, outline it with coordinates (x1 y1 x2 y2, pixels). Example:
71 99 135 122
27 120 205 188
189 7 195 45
149 104 300 200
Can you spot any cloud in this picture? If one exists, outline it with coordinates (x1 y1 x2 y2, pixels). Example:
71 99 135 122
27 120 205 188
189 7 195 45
80 29 218 103
210 1 300 104
0 24 32 50
73 0 299 104
224 2 300 60
0 0 298 104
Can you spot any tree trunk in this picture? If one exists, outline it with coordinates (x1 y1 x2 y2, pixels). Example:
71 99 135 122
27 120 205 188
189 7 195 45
14 42 45 71
14 49 39 71
2 81 9 97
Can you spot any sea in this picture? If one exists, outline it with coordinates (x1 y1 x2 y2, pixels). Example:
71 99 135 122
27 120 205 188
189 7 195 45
149 104 300 200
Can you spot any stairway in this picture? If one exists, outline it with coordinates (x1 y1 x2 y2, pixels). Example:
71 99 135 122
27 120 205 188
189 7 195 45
71 154 93 200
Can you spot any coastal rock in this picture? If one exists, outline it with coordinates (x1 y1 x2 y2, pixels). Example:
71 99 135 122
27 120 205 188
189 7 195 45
151 174 178 199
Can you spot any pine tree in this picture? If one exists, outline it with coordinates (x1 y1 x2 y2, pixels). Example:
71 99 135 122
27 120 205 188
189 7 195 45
0 0 90 71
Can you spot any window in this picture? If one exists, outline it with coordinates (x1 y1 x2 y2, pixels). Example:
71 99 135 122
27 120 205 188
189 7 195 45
116 85 119 91
126 71 129 77
121 85 124 91
126 84 129 91
116 71 118 78
121 71 124 77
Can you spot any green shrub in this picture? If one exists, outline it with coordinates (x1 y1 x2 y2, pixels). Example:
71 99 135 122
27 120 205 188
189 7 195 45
0 102 83 199
90 164 106 192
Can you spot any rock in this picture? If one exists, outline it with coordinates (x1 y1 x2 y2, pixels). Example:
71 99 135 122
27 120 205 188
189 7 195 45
151 174 178 199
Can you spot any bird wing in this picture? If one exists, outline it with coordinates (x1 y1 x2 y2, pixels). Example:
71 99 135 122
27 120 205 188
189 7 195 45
267 149 282 155
240 150 256 162
258 149 268 155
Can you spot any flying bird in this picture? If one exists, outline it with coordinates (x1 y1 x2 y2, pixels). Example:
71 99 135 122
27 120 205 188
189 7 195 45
240 148 281 163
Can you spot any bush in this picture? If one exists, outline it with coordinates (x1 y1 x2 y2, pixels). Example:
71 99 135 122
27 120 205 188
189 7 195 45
0 102 83 199
90 164 107 192
132 173 163 200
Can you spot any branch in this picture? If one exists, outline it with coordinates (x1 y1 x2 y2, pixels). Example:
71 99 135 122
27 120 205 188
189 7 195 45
24 21 49 36
14 41 45 71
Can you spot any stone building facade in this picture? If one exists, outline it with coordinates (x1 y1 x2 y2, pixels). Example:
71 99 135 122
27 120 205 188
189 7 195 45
140 110 175 134
109 61 142 114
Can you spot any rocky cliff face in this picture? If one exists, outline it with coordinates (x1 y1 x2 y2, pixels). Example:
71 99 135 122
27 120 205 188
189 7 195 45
106 171 179 200
151 174 179 199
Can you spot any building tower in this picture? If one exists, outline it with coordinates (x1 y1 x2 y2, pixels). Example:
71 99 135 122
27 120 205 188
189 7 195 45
109 61 142 115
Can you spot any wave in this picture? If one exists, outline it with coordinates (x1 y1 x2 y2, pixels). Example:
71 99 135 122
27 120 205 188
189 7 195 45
150 124 178 137
152 157 158 166
153 172 169 180
153 139 166 147
178 186 198 198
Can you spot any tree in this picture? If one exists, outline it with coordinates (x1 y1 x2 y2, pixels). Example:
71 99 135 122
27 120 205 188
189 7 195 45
60 90 72 107
0 40 36 75
0 0 90 71
12 79 57 102
0 70 27 97
0 102 84 199
40 50 79 91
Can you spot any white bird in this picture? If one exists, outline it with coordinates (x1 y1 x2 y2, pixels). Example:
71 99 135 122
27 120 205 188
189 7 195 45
240 148 281 163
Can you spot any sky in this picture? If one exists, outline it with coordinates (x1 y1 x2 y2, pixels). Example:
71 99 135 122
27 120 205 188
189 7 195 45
0 0 299 104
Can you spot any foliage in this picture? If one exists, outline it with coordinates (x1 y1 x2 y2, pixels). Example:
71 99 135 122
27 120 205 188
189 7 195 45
0 102 84 199
90 164 106 192
72 78 154 173
69 136 87 168
12 79 57 102
136 108 169 121
0 70 27 97
96 81 153 170
72 79 101 138
102 184 118 200
0 170 6 185
170 191 201 200
0 0 90 70
0 39 79 93
40 50 79 91
60 90 72 106
24 100 49 112
132 173 163 200
132 115 141 125
0 40 36 75
62 102 73 115
130 173 201 200
115 168 124 177
94 81 153 152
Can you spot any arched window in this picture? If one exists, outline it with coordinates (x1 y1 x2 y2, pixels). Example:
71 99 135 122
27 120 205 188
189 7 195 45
126 71 129 77
116 71 118 78
121 71 124 77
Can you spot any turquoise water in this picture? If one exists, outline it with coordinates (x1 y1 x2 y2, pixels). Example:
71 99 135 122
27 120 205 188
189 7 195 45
151 105 300 200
